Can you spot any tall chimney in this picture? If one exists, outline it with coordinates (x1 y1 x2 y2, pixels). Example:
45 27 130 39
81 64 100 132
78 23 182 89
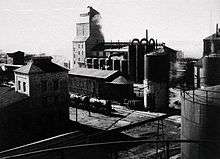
216 24 218 36
146 29 148 41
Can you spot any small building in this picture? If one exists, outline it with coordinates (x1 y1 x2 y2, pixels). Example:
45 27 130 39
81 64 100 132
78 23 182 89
68 68 133 100
0 56 70 151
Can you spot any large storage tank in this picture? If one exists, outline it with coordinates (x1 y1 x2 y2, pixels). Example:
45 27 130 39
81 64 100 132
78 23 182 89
203 54 220 86
120 59 128 75
113 59 120 71
105 58 113 70
99 58 106 70
128 43 137 82
137 40 146 83
92 58 99 69
144 52 170 112
185 61 195 89
176 61 195 89
181 85 220 159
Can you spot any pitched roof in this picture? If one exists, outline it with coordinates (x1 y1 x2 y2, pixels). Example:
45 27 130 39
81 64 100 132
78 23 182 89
14 57 68 74
73 36 89 42
109 76 130 84
0 86 29 109
69 68 119 79
204 33 220 40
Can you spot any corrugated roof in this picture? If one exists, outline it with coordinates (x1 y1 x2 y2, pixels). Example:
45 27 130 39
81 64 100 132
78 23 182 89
14 59 68 74
109 76 130 84
73 36 89 42
69 68 119 79
0 86 29 109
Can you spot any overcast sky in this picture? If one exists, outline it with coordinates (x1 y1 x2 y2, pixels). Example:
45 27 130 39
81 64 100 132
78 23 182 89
0 0 220 58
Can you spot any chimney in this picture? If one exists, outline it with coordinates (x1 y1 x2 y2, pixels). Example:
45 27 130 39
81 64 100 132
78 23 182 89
216 24 220 37
146 29 148 41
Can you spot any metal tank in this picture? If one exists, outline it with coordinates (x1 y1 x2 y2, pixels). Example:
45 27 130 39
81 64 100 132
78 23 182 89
128 40 138 82
105 58 113 70
113 59 120 70
86 58 92 68
181 85 220 159
92 58 99 69
120 59 128 75
176 61 195 89
185 61 195 89
203 54 220 86
137 39 147 83
99 58 106 70
143 52 170 112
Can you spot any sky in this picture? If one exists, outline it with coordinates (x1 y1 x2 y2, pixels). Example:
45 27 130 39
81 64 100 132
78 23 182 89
0 0 220 58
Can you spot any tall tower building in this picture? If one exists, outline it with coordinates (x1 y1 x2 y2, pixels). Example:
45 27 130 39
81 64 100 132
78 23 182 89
72 7 104 68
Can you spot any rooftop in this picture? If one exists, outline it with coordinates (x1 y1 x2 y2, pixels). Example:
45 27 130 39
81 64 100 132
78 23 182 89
92 42 129 51
109 76 131 85
0 86 29 109
204 33 220 40
14 56 68 74
69 68 119 79
73 36 89 42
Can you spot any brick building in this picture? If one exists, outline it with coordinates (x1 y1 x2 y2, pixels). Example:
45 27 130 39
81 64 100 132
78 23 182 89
69 68 133 100
72 7 104 68
0 56 70 150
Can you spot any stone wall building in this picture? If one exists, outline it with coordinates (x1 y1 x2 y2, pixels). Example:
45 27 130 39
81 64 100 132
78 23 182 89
69 68 133 101
0 56 70 150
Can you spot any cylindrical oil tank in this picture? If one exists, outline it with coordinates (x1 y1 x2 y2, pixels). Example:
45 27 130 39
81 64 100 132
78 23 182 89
137 42 146 83
92 58 99 69
181 85 220 159
144 52 170 112
185 61 195 89
128 44 137 82
203 54 220 86
113 59 120 70
86 58 92 68
99 58 106 70
105 58 113 70
144 52 170 82
120 60 128 75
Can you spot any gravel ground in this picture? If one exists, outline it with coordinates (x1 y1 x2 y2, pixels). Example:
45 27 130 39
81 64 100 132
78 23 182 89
69 105 181 158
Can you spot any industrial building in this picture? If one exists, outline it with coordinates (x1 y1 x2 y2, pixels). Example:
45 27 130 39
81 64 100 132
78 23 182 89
181 24 220 159
73 7 181 84
0 56 70 150
72 7 104 68
69 68 133 101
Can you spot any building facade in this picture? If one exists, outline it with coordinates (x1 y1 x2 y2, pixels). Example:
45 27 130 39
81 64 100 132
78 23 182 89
69 68 133 100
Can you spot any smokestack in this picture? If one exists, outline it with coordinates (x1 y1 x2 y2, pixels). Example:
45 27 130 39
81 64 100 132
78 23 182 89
146 29 148 41
216 24 218 35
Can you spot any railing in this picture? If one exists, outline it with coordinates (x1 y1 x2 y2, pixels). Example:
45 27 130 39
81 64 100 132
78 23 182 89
1 139 218 159
180 87 220 106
